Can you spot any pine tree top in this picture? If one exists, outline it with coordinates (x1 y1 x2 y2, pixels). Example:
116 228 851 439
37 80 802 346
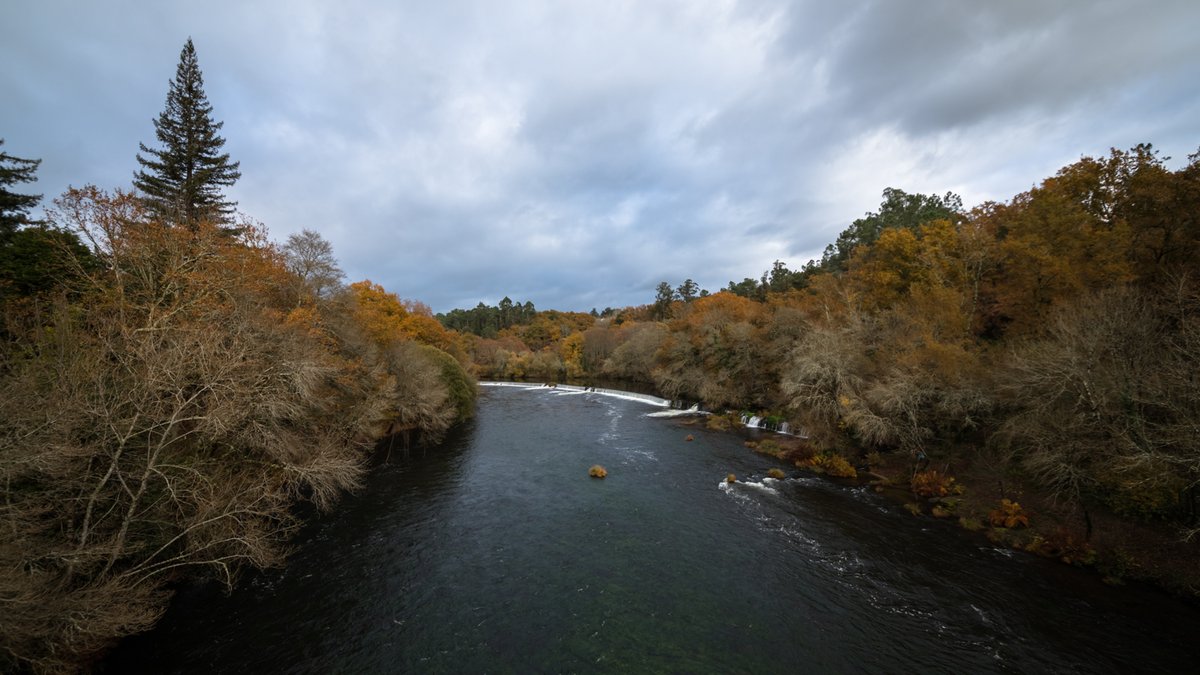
134 38 240 227
0 138 44 237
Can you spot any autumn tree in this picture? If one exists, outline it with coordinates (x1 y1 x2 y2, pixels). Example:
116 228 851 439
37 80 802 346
1109 144 1200 285
559 332 585 379
1 187 377 670
999 285 1200 537
344 279 475 422
580 324 622 373
603 322 668 382
134 38 241 226
781 212 994 458
283 228 344 299
0 186 476 670
655 292 772 407
979 155 1135 337
820 188 963 273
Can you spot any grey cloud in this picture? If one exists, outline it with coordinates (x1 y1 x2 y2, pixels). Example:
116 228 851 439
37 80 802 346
2 0 1197 312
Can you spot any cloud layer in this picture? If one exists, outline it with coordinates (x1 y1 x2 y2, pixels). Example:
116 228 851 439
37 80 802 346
3 0 1198 311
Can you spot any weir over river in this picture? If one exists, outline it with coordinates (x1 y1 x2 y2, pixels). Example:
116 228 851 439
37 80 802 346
104 385 1199 673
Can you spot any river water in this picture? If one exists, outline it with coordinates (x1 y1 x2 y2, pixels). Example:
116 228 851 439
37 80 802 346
104 385 1199 673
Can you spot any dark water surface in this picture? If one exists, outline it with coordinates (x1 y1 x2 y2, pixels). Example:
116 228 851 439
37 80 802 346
105 386 1199 673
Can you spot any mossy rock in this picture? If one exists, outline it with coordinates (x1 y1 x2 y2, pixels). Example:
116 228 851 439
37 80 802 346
766 468 786 479
726 473 737 483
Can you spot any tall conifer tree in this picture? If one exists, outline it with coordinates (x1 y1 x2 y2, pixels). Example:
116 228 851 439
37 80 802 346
0 138 43 239
134 38 240 226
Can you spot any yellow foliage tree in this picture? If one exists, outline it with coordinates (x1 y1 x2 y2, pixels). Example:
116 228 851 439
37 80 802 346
348 280 410 347
560 332 585 379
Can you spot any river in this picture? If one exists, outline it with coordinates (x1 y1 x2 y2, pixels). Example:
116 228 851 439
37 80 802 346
103 385 1199 673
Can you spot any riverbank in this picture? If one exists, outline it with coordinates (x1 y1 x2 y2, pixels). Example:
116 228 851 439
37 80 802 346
672 413 1200 603
486 382 1200 601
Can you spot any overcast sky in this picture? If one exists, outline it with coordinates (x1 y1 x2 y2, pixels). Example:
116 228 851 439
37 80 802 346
3 1 1198 312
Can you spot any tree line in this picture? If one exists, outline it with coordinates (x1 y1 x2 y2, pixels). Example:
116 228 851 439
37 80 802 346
447 144 1200 593
1 40 473 672
437 296 541 337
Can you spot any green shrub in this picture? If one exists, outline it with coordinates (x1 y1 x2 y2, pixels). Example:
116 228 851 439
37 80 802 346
418 344 477 421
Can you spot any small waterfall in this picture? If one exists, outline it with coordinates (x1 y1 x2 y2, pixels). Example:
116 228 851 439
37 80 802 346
478 382 670 407
738 415 804 437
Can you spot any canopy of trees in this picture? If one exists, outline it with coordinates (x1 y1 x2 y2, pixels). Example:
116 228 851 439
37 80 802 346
1 44 474 670
0 188 474 671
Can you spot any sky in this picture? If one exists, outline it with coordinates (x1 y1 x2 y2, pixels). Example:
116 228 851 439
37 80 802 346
3 1 1198 313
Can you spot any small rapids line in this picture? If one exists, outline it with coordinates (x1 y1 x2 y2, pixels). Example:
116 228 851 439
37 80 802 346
478 381 669 407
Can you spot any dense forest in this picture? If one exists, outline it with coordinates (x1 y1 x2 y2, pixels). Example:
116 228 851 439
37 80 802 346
443 144 1200 596
0 43 473 672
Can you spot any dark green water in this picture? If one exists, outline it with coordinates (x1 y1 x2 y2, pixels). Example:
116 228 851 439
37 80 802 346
105 385 1199 673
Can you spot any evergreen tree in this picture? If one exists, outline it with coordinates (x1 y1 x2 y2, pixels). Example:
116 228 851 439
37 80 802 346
653 281 677 320
819 188 963 273
676 278 700 303
134 38 240 226
0 138 42 239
